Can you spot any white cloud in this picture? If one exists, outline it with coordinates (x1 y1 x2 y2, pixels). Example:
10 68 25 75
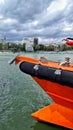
31 21 38 26
10 29 17 34
0 0 73 43
34 0 67 28
0 0 5 5
3 18 18 24
47 0 67 12
0 15 4 19
63 22 73 32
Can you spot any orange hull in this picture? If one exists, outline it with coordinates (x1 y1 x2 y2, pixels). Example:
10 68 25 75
32 77 73 129
31 103 73 129
13 56 73 129
33 77 73 110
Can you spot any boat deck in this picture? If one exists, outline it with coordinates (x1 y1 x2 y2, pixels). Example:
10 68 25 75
39 61 73 72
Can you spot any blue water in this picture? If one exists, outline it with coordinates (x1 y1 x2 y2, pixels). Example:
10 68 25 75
0 51 73 130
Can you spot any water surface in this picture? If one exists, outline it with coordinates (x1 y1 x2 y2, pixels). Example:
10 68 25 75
0 51 72 130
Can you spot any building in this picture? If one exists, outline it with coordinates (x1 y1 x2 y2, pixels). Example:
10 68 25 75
21 38 38 52
33 38 38 46
0 35 6 44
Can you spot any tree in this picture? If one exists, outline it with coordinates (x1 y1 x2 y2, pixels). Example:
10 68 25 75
0 43 3 50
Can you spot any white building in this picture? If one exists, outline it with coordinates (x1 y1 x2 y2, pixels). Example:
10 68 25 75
21 38 34 52
0 35 6 44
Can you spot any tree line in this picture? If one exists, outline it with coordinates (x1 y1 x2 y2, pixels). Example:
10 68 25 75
0 42 26 52
33 43 73 51
0 42 73 52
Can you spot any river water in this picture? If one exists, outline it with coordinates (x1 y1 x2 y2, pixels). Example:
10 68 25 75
0 51 73 130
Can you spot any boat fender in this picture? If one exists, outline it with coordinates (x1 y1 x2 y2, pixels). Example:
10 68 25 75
19 61 73 87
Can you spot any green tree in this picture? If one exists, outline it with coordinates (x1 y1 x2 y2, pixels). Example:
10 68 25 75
0 43 3 50
21 43 25 51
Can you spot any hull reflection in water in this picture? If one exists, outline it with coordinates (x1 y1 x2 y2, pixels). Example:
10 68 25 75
33 122 68 130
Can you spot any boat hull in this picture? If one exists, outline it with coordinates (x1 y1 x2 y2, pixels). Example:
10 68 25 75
14 56 73 129
19 61 73 109
31 103 73 129
33 77 73 110
32 76 73 129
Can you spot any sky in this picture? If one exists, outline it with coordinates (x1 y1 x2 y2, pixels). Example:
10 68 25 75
0 0 73 44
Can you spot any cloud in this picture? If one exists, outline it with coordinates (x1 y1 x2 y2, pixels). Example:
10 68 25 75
0 0 73 43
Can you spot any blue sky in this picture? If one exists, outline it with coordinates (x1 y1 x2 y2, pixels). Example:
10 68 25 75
0 0 73 44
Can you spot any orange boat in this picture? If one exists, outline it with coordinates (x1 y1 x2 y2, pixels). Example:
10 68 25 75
9 55 73 129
